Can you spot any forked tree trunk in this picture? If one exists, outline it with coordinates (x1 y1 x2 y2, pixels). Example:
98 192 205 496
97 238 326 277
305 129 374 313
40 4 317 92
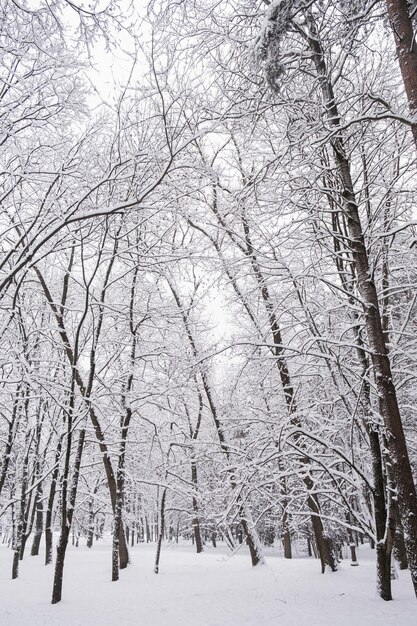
51 423 86 604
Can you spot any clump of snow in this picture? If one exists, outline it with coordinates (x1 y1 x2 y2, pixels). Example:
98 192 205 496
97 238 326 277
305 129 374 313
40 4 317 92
257 0 300 93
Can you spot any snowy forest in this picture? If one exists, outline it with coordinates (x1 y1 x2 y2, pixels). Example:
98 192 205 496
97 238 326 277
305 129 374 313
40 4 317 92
1 0 417 623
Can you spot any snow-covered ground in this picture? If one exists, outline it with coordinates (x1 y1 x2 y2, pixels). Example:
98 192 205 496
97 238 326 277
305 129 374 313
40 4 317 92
0 540 415 625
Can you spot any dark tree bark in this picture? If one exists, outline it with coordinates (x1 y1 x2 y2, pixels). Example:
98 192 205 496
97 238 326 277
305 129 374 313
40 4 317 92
184 387 204 554
394 521 409 570
30 484 43 556
12 418 31 580
112 261 141 580
346 516 359 567
45 437 63 565
281 494 292 559
86 502 95 549
29 414 46 558
282 511 292 559
191 460 204 554
19 485 35 561
154 488 167 574
145 517 151 543
52 426 86 604
385 0 417 146
0 389 21 498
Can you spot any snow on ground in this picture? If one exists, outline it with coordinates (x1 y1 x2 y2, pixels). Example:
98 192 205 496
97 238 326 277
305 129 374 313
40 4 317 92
0 540 415 626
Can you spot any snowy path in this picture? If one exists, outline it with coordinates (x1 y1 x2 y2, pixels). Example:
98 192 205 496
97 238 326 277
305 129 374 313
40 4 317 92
0 541 414 625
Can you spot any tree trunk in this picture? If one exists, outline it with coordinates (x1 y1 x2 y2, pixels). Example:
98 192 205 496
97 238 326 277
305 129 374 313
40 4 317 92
370 429 393 600
385 0 417 146
30 484 43 556
45 437 62 565
307 491 336 573
12 430 30 579
52 524 71 604
0 391 20 498
19 486 35 560
51 426 85 604
87 498 95 549
191 460 203 553
282 513 292 559
305 13 417 597
394 521 409 570
279 465 292 558
346 516 359 567
154 488 167 574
